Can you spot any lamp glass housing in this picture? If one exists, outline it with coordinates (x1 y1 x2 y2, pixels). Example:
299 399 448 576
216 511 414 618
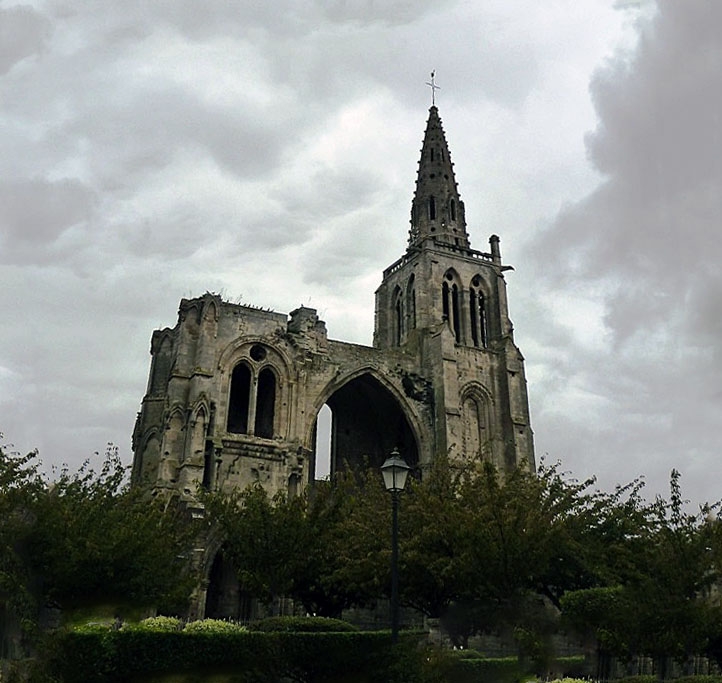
381 449 410 492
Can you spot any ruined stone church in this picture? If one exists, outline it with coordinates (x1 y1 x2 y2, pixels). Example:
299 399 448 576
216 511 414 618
131 104 534 528
132 104 534 500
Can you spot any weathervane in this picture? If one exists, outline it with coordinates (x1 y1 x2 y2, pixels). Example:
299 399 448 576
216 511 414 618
426 71 440 106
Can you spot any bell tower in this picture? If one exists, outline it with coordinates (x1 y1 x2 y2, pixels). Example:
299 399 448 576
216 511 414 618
374 106 534 471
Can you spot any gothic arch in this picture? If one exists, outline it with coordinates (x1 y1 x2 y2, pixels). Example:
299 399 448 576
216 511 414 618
441 268 463 343
227 361 252 434
201 530 253 622
406 274 416 331
460 383 493 461
187 402 209 464
149 333 173 395
308 367 421 477
391 285 404 345
468 274 490 348
254 365 278 439
224 350 287 439
190 395 211 424
217 337 293 376
202 298 219 323
134 427 161 484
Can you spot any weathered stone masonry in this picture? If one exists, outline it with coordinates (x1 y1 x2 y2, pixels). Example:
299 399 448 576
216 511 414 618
131 104 535 507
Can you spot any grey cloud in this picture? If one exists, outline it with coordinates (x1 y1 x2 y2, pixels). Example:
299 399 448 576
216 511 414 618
0 178 96 260
0 5 51 74
532 0 722 326
519 0 722 502
318 0 450 26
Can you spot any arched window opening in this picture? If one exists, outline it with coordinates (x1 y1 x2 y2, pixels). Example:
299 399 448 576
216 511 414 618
429 196 436 220
314 403 332 480
392 286 404 345
187 410 206 464
470 290 479 347
254 368 276 439
150 352 171 395
430 148 435 162
395 298 403 345
451 284 461 343
442 281 450 321
469 280 489 349
202 442 215 491
227 363 251 433
450 199 456 221
205 547 252 621
407 274 416 331
138 434 160 484
478 294 488 348
325 374 419 476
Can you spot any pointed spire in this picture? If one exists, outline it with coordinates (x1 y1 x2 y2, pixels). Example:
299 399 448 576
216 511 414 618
408 106 470 251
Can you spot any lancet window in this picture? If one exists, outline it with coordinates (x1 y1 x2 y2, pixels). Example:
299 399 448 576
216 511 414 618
392 286 404 345
469 276 488 348
226 357 278 438
407 274 416 331
442 271 462 343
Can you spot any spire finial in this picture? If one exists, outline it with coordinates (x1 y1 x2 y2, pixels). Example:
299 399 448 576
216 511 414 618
425 71 440 106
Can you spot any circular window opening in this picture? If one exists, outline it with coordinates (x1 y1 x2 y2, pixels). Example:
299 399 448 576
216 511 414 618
472 275 481 287
250 344 267 362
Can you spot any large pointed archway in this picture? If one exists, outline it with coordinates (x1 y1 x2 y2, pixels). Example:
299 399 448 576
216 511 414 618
316 372 419 477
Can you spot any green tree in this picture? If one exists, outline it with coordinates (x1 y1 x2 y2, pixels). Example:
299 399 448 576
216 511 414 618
625 471 717 668
203 468 394 617
294 470 390 616
562 470 720 674
202 484 311 613
0 439 44 636
1 438 197 633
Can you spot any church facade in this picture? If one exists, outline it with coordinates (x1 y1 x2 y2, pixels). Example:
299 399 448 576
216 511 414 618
131 106 535 506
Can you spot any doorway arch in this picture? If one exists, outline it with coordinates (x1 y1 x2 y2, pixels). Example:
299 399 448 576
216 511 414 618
313 372 419 477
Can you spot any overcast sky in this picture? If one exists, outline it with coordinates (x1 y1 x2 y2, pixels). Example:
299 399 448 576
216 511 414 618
2 0 720 506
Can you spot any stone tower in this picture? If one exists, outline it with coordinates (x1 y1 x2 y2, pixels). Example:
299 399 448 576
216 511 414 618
131 106 534 504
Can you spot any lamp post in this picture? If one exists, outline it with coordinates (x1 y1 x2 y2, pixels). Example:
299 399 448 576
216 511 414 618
381 448 410 644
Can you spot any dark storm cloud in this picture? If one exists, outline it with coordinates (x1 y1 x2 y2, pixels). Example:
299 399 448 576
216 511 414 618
525 0 722 502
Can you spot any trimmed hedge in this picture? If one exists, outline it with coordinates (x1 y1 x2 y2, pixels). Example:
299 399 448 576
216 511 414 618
47 629 402 682
553 655 588 678
248 615 357 632
435 654 524 683
614 677 658 683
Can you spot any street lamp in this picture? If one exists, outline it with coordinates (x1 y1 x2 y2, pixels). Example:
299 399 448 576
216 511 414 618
381 448 410 644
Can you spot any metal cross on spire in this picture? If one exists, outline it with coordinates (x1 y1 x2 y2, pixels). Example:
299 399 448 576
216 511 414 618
425 71 440 106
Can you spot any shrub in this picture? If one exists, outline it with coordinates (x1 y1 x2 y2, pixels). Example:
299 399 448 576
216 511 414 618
183 619 247 633
46 629 404 682
421 651 525 683
248 615 357 632
122 616 182 632
552 656 588 678
613 677 657 683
